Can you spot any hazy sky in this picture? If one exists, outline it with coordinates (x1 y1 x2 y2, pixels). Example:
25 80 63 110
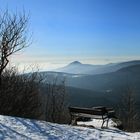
1 0 140 71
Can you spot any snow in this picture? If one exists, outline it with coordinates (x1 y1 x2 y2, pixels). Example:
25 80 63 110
0 115 140 140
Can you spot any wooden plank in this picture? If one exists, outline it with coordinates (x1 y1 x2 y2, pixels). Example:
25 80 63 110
92 106 106 110
106 108 114 111
69 107 106 115
71 113 107 119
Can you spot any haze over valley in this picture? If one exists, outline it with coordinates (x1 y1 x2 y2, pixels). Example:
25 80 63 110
39 60 140 108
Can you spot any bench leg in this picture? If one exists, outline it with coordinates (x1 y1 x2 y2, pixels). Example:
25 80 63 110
70 115 77 125
101 119 105 128
71 118 77 125
106 118 109 128
102 117 110 128
101 118 109 128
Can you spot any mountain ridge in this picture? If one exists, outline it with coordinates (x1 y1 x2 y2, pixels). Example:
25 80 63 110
53 60 140 75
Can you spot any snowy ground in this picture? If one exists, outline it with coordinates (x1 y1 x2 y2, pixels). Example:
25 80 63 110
0 115 140 140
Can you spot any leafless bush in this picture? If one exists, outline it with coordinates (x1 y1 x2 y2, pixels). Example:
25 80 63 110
0 67 43 119
44 77 70 124
117 86 139 132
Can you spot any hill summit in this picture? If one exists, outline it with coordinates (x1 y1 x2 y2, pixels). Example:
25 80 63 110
69 61 82 65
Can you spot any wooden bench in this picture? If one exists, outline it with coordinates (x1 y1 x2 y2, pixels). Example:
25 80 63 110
69 106 115 128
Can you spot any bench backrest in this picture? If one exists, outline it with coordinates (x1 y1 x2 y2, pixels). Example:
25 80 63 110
69 107 107 116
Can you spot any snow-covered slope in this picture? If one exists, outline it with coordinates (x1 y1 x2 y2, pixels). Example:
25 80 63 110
0 115 140 140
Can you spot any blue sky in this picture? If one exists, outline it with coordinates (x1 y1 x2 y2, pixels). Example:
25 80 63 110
1 0 140 70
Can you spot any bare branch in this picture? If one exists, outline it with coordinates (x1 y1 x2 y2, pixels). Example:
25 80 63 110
0 10 30 85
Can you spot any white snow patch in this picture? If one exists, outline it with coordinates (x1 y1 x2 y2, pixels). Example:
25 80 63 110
77 119 116 128
0 115 139 140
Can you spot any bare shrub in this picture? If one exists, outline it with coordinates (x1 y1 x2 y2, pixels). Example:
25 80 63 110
0 67 43 119
117 86 139 132
44 77 70 123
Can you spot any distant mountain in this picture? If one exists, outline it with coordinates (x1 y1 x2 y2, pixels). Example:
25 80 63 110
88 60 140 75
39 64 140 107
40 62 140 91
66 64 140 93
67 64 140 107
54 60 140 75
54 61 101 74
42 63 140 92
69 61 81 65
117 64 140 73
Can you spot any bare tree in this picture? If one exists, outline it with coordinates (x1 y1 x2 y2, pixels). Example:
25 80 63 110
0 10 29 86
44 77 70 123
117 86 138 131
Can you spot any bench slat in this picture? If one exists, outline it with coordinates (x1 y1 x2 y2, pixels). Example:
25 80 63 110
71 113 107 119
69 107 107 115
